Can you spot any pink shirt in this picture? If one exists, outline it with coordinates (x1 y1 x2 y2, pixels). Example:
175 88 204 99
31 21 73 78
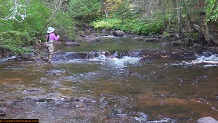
46 32 60 42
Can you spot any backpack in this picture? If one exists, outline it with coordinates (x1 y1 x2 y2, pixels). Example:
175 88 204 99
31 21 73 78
43 33 50 47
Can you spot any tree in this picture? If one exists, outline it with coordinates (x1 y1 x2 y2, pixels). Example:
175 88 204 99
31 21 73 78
176 0 182 36
0 0 29 22
0 0 75 55
112 0 133 23
69 0 101 23
160 0 167 29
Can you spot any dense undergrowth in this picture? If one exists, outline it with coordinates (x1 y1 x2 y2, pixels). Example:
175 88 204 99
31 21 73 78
0 0 74 56
91 18 164 35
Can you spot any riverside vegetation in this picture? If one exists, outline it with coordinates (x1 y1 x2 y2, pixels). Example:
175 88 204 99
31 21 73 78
0 0 218 57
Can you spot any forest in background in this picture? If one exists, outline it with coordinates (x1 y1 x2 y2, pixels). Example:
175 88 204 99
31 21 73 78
0 0 217 55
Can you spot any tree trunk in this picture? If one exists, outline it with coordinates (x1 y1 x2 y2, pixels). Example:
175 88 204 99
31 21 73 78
181 0 196 32
176 0 182 36
160 0 167 29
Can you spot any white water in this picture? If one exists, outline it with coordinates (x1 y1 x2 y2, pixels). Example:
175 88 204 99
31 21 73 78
88 54 141 68
171 54 218 67
0 56 16 63
191 54 218 64
107 56 141 68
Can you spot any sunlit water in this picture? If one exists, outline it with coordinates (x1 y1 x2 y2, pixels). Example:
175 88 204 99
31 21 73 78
0 36 217 123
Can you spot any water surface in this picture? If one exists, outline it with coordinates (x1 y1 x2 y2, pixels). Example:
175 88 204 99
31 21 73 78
0 36 217 123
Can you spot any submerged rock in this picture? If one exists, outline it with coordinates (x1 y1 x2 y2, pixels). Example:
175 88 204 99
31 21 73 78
75 102 85 108
46 70 66 76
128 49 196 60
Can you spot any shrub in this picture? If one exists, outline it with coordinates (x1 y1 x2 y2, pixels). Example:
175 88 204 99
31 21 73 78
0 31 32 55
90 18 122 29
0 0 50 55
91 18 163 35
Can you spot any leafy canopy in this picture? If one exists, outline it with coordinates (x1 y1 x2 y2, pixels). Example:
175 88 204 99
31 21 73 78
69 0 101 22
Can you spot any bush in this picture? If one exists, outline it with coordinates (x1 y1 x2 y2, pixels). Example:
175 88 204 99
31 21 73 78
0 31 32 55
90 18 122 29
49 10 76 40
0 0 77 56
0 0 50 55
69 0 101 23
91 18 163 35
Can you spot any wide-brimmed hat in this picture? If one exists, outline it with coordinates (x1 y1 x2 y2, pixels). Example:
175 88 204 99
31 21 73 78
47 27 55 33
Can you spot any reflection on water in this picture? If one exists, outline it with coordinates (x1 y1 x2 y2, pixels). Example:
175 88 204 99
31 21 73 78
0 36 218 123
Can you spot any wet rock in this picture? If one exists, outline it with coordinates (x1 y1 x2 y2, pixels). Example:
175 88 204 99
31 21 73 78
3 101 15 107
46 70 66 76
64 42 80 46
201 47 218 54
0 107 6 117
171 39 194 46
128 49 196 60
75 102 85 108
71 97 96 108
0 111 6 117
79 97 96 103
74 98 80 102
196 117 218 123
54 50 65 55
24 89 42 93
35 98 54 103
77 34 103 42
64 97 74 102
144 38 160 42
170 49 196 60
113 30 125 37
64 52 101 59
65 52 90 59
134 112 148 122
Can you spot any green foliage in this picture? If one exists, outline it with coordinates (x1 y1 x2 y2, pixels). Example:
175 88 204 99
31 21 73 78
163 31 170 37
0 0 50 55
91 18 163 35
69 0 101 23
184 32 199 39
0 31 32 55
126 20 163 34
90 18 122 29
112 0 134 21
205 0 218 21
25 0 50 33
0 0 77 56
50 10 76 39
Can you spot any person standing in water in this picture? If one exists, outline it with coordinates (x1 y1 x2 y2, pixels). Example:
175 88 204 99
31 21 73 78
44 26 60 63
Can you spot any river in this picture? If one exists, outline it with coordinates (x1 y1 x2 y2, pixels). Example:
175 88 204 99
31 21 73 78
0 35 217 123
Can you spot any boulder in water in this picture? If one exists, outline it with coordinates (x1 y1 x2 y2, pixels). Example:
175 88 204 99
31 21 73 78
113 30 125 37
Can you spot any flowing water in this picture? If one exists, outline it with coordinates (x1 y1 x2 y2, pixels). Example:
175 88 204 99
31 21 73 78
0 35 218 123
